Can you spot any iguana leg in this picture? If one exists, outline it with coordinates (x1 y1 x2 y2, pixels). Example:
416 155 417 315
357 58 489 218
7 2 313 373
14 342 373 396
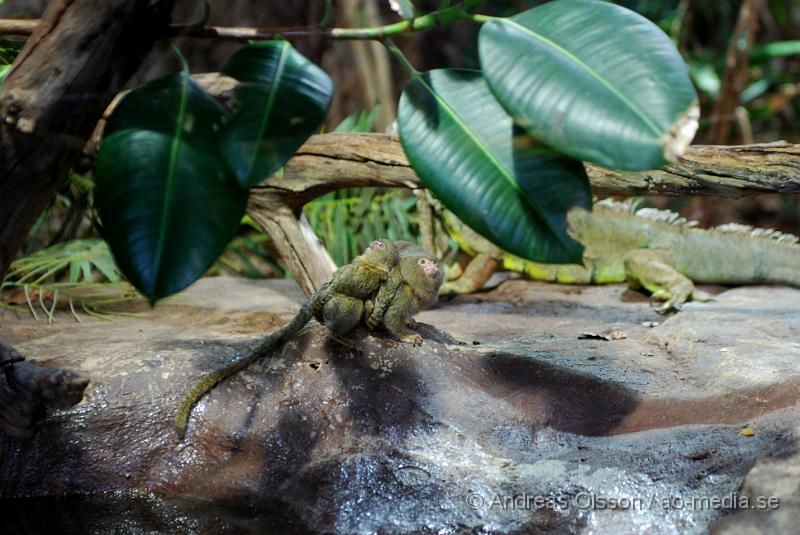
623 249 702 313
440 254 500 295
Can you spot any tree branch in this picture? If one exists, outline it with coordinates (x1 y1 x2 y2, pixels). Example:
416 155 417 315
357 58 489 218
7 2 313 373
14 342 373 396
258 133 800 199
92 73 800 202
1 2 489 42
585 141 800 197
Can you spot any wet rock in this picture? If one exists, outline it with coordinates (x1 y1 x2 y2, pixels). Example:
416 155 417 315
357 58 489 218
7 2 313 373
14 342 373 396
1 278 799 534
710 432 800 535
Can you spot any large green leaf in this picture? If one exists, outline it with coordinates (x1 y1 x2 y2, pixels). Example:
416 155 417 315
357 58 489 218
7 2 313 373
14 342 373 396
479 0 698 171
94 71 248 302
398 68 591 264
388 0 417 19
220 41 333 187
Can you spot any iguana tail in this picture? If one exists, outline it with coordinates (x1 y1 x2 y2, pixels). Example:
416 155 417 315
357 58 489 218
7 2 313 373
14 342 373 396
174 283 331 439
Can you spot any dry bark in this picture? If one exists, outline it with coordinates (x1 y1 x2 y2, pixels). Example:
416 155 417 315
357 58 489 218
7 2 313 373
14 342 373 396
258 134 800 200
585 141 800 197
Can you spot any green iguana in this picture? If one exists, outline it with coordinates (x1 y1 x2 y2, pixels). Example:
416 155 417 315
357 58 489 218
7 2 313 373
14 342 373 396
439 199 800 312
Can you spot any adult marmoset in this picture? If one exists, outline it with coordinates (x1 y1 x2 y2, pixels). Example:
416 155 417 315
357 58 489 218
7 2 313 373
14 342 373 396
174 238 399 438
321 238 398 336
366 244 444 345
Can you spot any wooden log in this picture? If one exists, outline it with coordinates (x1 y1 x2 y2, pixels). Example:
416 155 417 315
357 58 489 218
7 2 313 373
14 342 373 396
585 142 800 198
259 133 800 199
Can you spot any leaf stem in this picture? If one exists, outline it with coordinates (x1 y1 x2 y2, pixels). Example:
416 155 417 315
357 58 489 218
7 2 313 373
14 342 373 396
168 42 190 73
462 13 496 24
0 1 491 41
329 0 487 39
383 39 419 76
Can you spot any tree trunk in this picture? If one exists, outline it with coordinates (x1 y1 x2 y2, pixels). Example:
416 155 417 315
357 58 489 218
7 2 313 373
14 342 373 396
0 0 175 280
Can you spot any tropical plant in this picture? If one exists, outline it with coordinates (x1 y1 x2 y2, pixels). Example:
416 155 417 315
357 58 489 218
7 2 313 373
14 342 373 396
90 0 698 302
0 239 143 322
0 36 23 87
306 189 419 266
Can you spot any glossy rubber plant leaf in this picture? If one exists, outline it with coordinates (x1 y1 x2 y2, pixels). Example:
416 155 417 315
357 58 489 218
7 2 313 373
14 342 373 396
388 0 417 19
398 68 591 264
479 0 699 171
220 41 333 188
94 71 248 302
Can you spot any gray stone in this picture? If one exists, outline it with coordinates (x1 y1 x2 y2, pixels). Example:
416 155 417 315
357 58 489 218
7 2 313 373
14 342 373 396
711 428 800 535
1 278 799 534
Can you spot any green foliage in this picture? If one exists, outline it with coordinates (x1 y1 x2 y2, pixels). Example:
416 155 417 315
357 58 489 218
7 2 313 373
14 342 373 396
94 42 332 302
94 70 248 303
307 107 415 266
0 40 19 64
751 40 800 62
479 0 698 171
208 231 286 278
398 69 590 263
388 0 417 19
220 41 333 188
0 36 24 88
5 240 121 286
334 107 379 133
91 1 698 302
1 240 143 322
688 61 720 98
306 189 418 266
21 172 95 256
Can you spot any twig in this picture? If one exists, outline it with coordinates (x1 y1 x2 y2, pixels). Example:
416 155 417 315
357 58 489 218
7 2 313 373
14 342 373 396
0 2 490 42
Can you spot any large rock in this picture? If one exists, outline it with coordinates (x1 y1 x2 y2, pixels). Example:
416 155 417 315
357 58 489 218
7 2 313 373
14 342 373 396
1 278 799 533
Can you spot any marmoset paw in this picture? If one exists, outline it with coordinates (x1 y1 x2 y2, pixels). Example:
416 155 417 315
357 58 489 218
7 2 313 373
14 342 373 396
401 333 424 346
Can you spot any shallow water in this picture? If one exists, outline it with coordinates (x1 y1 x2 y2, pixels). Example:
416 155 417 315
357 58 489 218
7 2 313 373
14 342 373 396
1 492 306 534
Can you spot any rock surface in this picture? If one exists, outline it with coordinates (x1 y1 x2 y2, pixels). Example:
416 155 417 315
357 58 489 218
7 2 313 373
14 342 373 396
1 277 799 533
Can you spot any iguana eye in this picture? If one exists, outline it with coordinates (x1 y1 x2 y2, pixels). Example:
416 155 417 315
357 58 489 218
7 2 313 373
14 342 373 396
378 242 385 248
